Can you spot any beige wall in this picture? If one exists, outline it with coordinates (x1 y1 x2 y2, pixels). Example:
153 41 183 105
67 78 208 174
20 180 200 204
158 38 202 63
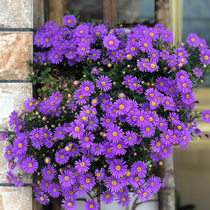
0 0 33 209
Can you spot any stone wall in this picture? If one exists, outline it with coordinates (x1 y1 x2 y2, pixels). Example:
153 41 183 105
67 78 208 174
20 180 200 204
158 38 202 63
0 0 33 209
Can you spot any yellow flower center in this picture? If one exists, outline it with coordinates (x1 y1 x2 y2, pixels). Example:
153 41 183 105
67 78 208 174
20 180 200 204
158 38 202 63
144 43 148 47
101 82 106 86
86 178 91 183
28 163 32 168
137 167 141 172
75 127 79 132
116 165 121 171
80 162 85 167
18 143 23 148
67 19 72 23
113 132 117 137
64 176 69 181
112 180 117 185
119 105 124 110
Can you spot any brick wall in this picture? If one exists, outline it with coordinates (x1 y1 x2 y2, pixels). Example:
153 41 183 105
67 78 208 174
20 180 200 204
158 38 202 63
0 1 33 209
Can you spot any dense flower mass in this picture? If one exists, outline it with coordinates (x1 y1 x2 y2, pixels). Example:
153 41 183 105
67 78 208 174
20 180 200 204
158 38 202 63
2 14 210 210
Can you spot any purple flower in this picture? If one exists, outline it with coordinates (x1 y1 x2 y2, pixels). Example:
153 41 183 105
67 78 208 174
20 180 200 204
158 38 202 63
101 190 115 204
131 161 146 178
186 33 199 47
84 199 99 210
96 75 112 92
89 49 101 60
161 30 173 42
63 14 77 28
41 165 56 180
48 49 63 64
103 34 119 50
106 125 124 143
35 193 50 205
12 134 28 154
80 174 95 189
55 149 69 165
22 156 38 174
124 131 137 146
139 38 153 52
61 198 77 210
77 42 90 56
109 159 127 178
48 183 61 198
58 170 75 187
201 110 210 123
30 128 44 149
138 186 151 202
75 157 90 174
80 81 94 96
192 67 203 78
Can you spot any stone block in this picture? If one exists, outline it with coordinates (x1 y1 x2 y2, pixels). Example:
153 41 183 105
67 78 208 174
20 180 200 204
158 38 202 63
0 186 32 210
0 0 32 28
0 83 32 131
0 32 32 80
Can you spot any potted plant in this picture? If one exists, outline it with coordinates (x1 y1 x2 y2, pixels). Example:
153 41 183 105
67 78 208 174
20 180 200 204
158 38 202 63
1 13 210 210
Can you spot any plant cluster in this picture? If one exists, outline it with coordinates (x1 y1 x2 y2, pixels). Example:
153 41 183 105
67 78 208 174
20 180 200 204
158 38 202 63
1 13 210 210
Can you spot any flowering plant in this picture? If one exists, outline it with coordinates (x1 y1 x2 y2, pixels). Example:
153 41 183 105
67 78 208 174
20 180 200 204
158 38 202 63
2 13 210 210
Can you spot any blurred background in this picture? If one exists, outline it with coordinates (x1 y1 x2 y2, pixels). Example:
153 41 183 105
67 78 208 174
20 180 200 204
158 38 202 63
34 1 210 209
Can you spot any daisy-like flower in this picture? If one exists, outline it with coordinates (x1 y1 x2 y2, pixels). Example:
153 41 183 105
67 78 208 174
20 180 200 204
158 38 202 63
106 125 124 143
55 149 69 165
77 42 90 56
151 138 163 153
61 198 77 210
106 176 121 192
146 176 162 193
114 98 130 115
109 159 127 178
4 145 13 161
139 38 153 52
14 175 23 187
201 110 210 123
48 49 63 64
69 121 85 139
186 33 199 47
101 190 115 204
161 129 173 145
177 77 192 93
131 161 147 178
79 131 94 148
138 186 151 202
80 81 94 96
134 110 149 127
124 131 137 146
63 14 77 27
12 134 28 154
130 174 144 188
44 157 51 164
162 96 174 111
159 145 172 159
94 168 106 181
103 34 119 50
41 165 56 180
100 114 116 129
48 183 61 198
161 30 173 42
80 174 95 189
96 75 112 92
24 98 37 111
84 199 99 210
58 170 75 187
192 67 203 78
116 194 131 207
111 142 127 155
91 66 100 75
73 89 89 105
200 50 210 65
54 126 65 140
75 157 90 174
35 193 50 205
22 156 38 174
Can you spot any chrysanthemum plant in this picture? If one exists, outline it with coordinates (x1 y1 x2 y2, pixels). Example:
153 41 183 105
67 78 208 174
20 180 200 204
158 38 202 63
2 12 210 210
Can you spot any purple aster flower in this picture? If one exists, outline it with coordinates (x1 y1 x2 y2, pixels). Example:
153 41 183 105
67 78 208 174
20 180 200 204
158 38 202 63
73 89 89 105
34 52 46 63
58 170 75 187
186 33 199 47
146 176 161 193
100 114 116 129
40 33 52 47
138 186 151 202
89 49 101 60
101 190 115 204
161 30 173 42
35 193 50 205
1 131 8 142
151 138 163 153
114 98 130 115
131 161 146 178
200 50 210 65
86 116 98 131
79 131 94 148
139 38 153 52
106 176 121 192
61 198 77 210
130 174 144 188
91 66 100 75
161 129 174 145
198 38 208 51
192 67 203 78
6 170 14 184
84 199 99 210
54 126 65 140
4 145 13 161
177 77 192 93
41 164 56 180
14 120 25 133
48 183 61 198
14 175 23 187
12 134 28 154
55 149 69 165
103 34 119 50
80 174 95 189
162 96 174 110
80 81 94 97
22 156 38 174
101 142 115 158
106 125 124 143
124 131 137 146
111 142 127 155
96 75 112 92
39 179 51 193
77 42 90 56
134 110 149 127
159 145 172 159
94 168 106 181
201 110 210 123
63 14 77 27
109 159 127 178
69 121 85 139
75 157 90 174
116 194 131 207
48 49 63 64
